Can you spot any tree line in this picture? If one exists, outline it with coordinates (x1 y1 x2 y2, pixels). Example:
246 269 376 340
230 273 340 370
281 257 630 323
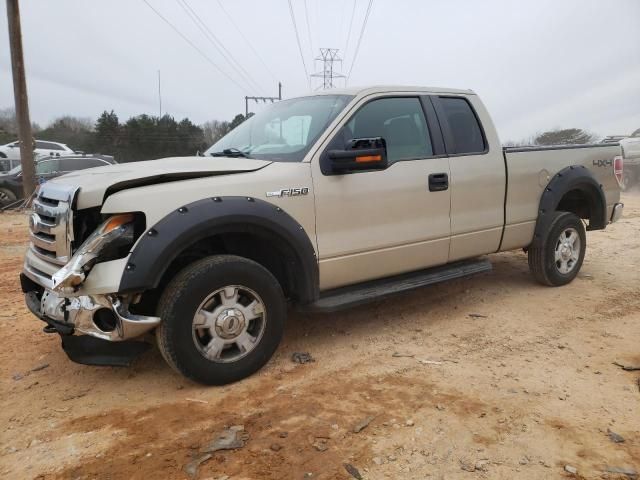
503 128 599 147
0 108 248 162
0 106 606 161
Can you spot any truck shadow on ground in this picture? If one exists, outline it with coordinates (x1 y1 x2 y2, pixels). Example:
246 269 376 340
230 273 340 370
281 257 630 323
286 251 534 339
37 250 540 386
129 250 537 383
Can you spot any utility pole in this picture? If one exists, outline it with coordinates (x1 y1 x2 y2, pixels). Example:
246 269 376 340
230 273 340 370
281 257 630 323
157 70 162 117
244 82 282 117
311 48 345 90
6 0 36 200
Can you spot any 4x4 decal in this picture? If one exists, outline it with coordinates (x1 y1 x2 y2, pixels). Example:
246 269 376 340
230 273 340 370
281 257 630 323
593 159 613 167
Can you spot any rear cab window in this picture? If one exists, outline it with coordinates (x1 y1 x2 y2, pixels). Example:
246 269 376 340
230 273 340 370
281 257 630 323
435 96 486 155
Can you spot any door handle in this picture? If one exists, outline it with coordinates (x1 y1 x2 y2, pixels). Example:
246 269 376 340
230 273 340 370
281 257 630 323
428 173 449 192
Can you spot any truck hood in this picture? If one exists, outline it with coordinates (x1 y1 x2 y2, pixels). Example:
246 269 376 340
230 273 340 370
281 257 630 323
49 156 272 209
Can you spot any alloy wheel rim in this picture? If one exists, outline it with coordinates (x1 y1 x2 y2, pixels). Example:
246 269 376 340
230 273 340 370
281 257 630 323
554 227 581 274
191 285 266 363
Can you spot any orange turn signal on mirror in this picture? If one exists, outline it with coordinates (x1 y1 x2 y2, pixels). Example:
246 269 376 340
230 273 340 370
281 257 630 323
355 154 382 163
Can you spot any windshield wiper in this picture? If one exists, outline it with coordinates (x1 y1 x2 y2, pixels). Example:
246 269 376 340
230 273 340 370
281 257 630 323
209 148 251 158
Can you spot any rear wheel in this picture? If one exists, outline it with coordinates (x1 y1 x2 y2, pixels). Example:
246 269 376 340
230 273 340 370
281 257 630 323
156 255 286 385
528 212 586 286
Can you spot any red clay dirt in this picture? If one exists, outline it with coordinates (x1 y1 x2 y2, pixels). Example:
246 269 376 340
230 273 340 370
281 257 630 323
0 194 638 480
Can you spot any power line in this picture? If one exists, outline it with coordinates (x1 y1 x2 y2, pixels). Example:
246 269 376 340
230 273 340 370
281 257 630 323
214 0 278 82
141 0 245 91
287 0 310 88
175 0 264 94
337 0 346 50
343 0 357 61
178 0 265 94
347 0 374 82
303 0 314 60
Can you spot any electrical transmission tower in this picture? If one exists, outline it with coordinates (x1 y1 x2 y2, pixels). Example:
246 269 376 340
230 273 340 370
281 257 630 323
311 48 345 89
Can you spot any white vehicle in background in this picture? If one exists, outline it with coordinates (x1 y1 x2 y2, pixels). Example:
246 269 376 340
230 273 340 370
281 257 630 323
0 140 76 171
603 128 640 190
620 129 640 188
620 128 640 159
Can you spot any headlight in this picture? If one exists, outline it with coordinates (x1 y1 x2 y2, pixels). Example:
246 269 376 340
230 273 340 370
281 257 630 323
52 213 136 294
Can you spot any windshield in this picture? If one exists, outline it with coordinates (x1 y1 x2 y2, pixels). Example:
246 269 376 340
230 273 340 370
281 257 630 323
7 164 21 175
204 95 353 162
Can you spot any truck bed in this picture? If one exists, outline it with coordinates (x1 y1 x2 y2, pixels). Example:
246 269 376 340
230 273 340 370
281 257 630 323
499 142 621 251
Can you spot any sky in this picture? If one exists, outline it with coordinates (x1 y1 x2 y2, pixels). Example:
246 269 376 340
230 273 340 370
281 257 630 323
1 0 639 142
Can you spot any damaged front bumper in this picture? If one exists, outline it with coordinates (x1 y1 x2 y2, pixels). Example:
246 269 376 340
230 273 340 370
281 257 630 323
22 185 158 366
22 279 160 341
20 271 160 366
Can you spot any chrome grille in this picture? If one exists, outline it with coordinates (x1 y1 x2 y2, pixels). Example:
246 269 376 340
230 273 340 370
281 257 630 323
28 184 78 266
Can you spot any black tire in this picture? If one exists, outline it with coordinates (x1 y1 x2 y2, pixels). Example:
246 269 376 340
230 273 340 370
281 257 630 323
0 187 17 207
156 255 286 385
528 212 586 286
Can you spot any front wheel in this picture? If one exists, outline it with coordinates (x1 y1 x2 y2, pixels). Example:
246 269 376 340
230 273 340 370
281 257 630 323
0 188 17 207
528 212 586 286
156 255 286 385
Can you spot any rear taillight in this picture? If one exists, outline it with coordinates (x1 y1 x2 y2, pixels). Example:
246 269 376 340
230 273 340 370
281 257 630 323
614 155 624 186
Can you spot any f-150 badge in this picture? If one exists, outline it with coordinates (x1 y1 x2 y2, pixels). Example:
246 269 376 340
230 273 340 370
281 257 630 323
266 187 309 197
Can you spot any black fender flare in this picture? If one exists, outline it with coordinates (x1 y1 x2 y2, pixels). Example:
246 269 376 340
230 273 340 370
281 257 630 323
532 165 607 247
118 196 319 304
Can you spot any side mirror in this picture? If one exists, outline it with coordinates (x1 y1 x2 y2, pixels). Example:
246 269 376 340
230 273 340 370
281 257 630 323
327 137 388 174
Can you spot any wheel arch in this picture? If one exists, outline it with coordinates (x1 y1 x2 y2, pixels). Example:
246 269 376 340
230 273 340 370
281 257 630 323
119 196 319 307
532 165 607 248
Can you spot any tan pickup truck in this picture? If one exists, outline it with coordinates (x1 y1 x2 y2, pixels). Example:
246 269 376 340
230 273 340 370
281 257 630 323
20 86 624 384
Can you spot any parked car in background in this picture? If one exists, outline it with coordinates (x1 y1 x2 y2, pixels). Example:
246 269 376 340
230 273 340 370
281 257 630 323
619 128 640 190
602 128 640 190
620 128 640 158
0 140 77 172
0 154 116 207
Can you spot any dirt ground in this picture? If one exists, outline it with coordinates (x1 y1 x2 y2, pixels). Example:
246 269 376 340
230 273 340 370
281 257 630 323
0 194 638 480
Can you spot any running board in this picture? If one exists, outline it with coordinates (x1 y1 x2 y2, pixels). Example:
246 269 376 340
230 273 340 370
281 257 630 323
304 257 492 313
